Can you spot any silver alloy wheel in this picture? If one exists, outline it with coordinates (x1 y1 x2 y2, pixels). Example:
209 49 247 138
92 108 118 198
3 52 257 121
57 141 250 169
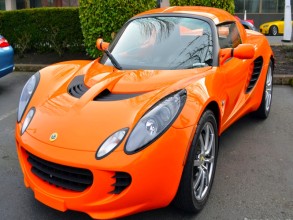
193 122 215 201
272 26 278 36
265 66 273 112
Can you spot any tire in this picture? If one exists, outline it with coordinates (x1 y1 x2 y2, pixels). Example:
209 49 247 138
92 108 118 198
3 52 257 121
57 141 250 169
254 61 273 119
173 110 218 213
269 25 278 36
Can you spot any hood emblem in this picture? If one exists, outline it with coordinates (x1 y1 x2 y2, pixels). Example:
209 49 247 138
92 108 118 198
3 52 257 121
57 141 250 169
50 132 58 142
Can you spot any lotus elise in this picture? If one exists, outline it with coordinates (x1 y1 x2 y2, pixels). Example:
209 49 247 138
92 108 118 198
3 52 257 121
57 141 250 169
16 6 274 219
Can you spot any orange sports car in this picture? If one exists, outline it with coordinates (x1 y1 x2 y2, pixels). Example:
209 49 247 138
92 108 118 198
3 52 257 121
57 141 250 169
16 6 274 219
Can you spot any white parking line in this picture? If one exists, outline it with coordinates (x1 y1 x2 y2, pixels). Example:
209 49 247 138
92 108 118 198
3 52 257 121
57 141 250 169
0 108 17 121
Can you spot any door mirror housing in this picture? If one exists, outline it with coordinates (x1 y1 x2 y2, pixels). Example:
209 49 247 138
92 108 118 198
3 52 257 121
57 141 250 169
220 44 255 65
96 38 109 51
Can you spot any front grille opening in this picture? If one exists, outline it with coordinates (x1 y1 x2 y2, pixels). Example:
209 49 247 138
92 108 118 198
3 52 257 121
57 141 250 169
27 151 93 192
246 56 263 93
109 172 132 194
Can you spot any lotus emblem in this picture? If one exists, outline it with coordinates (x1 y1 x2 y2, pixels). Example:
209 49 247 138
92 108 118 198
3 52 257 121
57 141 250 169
49 132 58 142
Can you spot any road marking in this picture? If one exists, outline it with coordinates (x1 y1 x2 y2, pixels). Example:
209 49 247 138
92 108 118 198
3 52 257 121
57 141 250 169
0 108 17 122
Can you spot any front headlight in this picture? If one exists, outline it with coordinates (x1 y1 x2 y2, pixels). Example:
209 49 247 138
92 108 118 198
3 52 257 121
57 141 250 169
17 72 40 122
263 24 269 28
125 89 187 154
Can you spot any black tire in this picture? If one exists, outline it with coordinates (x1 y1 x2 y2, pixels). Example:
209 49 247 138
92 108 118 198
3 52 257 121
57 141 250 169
269 25 278 36
173 110 218 213
254 61 273 119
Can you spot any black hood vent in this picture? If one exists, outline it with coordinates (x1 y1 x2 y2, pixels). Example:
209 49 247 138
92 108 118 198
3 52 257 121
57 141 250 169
68 75 89 98
94 89 142 101
246 56 263 93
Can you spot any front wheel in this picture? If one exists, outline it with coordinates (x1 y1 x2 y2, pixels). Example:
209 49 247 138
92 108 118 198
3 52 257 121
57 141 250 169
173 110 218 213
269 25 278 36
254 61 273 119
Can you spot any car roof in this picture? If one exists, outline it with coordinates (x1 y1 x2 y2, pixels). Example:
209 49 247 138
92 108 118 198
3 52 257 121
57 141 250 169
135 6 235 25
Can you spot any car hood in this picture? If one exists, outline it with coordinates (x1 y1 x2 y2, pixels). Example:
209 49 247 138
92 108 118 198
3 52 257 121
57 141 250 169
26 60 211 152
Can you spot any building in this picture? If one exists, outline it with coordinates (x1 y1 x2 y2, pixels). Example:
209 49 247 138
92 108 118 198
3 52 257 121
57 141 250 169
1 0 292 28
0 0 78 10
234 0 292 27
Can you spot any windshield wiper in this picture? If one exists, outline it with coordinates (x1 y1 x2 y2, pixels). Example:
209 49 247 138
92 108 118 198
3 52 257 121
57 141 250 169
104 50 122 70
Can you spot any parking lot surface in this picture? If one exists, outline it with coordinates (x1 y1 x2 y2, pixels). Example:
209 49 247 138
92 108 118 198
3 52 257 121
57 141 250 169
0 72 292 220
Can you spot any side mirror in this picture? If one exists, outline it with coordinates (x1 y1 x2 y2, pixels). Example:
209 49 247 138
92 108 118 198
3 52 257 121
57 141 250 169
96 38 109 51
219 44 255 65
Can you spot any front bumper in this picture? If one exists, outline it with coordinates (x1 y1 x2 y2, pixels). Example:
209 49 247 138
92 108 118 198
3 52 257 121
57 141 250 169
259 27 269 35
16 123 194 219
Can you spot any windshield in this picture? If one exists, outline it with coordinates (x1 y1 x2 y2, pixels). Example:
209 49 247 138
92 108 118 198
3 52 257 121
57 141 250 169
100 16 213 70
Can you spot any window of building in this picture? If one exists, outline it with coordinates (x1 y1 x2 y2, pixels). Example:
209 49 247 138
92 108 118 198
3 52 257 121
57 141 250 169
262 0 277 13
235 0 293 13
246 0 260 13
62 0 79 6
0 0 5 10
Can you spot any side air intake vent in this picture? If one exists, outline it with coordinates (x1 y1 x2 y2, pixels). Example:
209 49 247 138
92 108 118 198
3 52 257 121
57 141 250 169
68 75 89 98
94 89 142 101
109 172 132 194
246 56 263 93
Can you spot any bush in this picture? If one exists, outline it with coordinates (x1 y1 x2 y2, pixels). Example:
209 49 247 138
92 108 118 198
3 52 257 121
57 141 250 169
290 79 293 87
170 0 234 14
79 0 234 58
79 0 156 58
0 7 84 56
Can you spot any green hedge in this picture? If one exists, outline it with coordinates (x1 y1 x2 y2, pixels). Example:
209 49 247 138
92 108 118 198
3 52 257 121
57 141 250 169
79 0 156 58
79 0 234 58
0 7 84 56
170 0 234 14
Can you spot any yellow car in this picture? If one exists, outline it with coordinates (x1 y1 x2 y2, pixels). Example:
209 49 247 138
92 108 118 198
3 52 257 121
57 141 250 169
260 18 293 36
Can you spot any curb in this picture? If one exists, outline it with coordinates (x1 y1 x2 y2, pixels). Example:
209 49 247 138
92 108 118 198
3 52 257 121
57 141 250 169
15 64 47 72
15 64 293 85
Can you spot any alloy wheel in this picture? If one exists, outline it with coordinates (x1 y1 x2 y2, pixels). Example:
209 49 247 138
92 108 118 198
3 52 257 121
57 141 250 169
265 65 273 112
193 122 215 201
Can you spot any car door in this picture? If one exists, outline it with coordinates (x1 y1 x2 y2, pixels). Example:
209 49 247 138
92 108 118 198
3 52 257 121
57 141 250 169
217 22 252 127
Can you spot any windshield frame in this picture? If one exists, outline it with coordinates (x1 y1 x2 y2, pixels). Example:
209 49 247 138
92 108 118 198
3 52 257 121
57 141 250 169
100 13 220 69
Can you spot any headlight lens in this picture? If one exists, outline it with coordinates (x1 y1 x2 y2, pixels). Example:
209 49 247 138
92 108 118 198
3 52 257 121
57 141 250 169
96 128 128 159
17 72 40 122
21 107 35 135
125 89 187 154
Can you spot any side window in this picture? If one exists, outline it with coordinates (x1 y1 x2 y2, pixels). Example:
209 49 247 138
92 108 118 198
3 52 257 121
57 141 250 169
217 22 242 49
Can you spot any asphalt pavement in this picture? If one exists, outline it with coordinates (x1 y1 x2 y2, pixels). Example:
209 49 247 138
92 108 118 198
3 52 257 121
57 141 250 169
0 71 292 219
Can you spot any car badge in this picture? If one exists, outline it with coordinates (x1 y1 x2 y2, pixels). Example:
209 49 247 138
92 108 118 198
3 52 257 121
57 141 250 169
50 132 58 142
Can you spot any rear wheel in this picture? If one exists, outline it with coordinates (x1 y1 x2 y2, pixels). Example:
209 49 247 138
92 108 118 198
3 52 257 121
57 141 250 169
269 25 278 36
254 61 273 119
173 110 218 212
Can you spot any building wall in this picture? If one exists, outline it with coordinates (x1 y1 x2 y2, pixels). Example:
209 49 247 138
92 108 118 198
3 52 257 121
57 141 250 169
1 0 78 10
235 0 293 28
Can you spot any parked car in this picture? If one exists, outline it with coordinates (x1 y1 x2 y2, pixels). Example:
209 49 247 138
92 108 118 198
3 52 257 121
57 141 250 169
260 18 293 36
0 35 14 78
235 16 257 31
16 6 274 219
